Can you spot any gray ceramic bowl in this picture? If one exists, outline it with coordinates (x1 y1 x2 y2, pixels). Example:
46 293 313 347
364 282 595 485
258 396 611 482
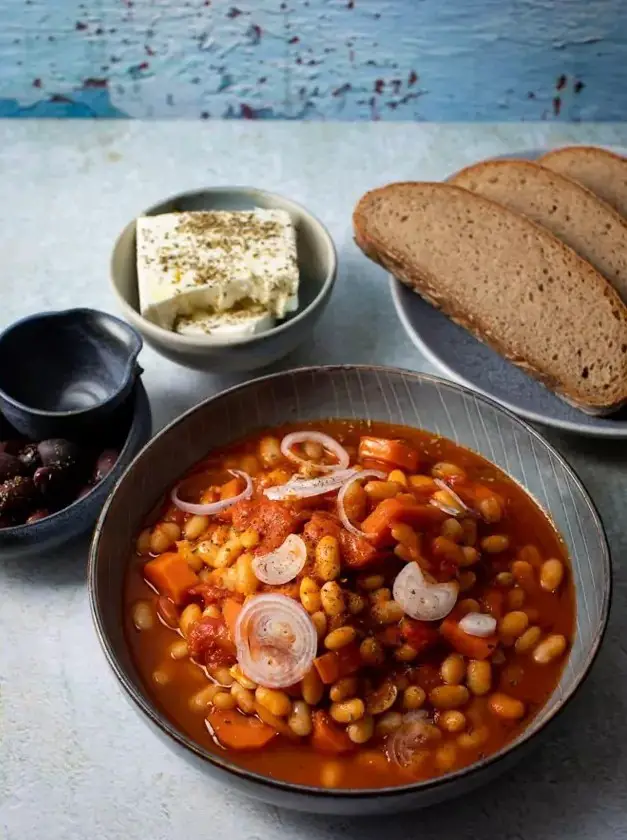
0 381 152 560
0 308 143 440
110 188 337 372
88 366 610 815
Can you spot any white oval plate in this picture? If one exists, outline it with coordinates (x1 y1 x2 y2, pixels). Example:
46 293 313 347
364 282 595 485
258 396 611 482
390 146 627 439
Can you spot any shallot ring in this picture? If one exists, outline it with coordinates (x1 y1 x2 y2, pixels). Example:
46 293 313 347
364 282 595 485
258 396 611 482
264 469 358 501
280 431 350 473
234 593 317 689
392 561 458 622
252 534 307 586
171 469 252 515
336 469 387 539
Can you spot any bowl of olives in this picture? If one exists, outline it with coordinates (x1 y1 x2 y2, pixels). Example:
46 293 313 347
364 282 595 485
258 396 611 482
0 381 151 558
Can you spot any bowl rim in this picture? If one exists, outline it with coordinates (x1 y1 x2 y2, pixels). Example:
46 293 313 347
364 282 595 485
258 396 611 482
109 186 338 349
0 307 142 419
88 364 612 799
0 380 149 536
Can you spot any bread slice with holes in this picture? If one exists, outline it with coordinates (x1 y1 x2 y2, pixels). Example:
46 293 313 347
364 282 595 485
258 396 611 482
450 158 627 303
539 146 627 219
353 182 627 415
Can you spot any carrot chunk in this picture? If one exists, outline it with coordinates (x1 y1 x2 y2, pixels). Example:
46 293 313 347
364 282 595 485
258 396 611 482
222 598 243 638
220 477 242 500
361 498 445 546
215 477 244 521
144 552 199 605
358 437 419 472
314 643 361 685
311 710 354 754
207 708 276 750
448 477 505 509
440 614 497 660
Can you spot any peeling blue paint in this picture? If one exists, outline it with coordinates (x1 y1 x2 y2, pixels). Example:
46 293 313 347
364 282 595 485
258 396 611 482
0 0 624 120
0 90 126 118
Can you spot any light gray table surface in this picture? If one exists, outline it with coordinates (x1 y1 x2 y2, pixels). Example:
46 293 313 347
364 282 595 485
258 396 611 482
1 122 627 840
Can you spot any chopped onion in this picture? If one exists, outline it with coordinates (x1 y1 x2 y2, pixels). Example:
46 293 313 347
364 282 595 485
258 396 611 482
337 469 387 538
387 719 441 769
458 612 497 638
429 477 473 518
429 499 460 518
264 469 358 501
392 561 458 622
235 593 317 688
252 534 307 586
171 469 252 515
280 431 350 473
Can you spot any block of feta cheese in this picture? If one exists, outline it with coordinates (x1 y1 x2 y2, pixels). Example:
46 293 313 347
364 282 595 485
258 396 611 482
136 209 299 338
174 306 275 339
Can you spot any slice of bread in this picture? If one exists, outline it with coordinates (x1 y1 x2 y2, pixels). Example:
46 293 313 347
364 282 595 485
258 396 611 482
450 158 627 303
353 182 627 415
540 146 627 219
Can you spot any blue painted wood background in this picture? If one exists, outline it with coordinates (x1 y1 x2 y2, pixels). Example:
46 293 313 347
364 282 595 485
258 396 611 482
0 0 624 120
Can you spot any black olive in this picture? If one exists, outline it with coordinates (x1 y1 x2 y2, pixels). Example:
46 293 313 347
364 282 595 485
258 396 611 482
33 464 80 500
0 452 28 483
26 509 50 523
37 439 82 469
0 475 37 514
93 449 119 483
18 443 42 473
2 439 25 456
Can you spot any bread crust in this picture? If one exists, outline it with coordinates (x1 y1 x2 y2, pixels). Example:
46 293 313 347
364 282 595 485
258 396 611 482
353 182 627 415
539 146 627 219
541 145 627 167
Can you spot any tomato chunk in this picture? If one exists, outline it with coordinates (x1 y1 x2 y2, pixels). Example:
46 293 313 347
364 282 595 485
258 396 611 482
340 530 378 569
377 624 403 647
231 498 300 553
231 499 254 530
400 617 440 654
481 589 505 620
187 583 230 608
188 616 237 668
304 511 378 569
303 511 341 544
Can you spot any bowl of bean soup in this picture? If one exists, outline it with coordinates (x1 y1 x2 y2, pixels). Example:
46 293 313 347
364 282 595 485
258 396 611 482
89 366 610 814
